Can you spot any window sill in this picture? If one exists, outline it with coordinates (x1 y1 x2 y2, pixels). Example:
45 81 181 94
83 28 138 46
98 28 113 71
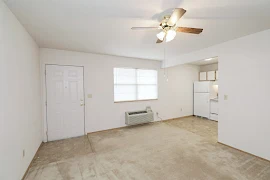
114 99 158 103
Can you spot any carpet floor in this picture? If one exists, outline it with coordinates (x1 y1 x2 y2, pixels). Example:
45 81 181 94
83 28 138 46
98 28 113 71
25 116 270 180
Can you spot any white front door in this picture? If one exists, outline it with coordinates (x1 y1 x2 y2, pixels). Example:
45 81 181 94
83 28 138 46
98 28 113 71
46 65 85 141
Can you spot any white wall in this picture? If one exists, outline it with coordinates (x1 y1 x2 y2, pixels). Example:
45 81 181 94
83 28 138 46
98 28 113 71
40 48 199 140
165 29 270 161
200 63 218 72
0 1 42 180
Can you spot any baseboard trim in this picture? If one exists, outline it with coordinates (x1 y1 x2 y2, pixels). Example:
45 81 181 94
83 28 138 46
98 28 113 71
22 142 43 180
87 125 127 135
87 115 194 135
218 142 270 163
161 115 194 122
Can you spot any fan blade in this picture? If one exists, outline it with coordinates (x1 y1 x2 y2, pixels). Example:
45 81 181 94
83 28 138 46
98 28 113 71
156 39 163 43
131 27 160 30
167 8 186 26
176 27 203 34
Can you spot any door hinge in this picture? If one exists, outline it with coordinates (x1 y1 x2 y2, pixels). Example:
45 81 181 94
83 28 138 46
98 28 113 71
45 101 47 106
45 70 46 75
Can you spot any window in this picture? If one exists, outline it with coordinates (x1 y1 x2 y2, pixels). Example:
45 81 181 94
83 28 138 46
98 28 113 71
114 68 158 102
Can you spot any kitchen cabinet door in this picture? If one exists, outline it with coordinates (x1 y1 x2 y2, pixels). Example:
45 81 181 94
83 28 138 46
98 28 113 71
199 72 207 81
207 71 215 81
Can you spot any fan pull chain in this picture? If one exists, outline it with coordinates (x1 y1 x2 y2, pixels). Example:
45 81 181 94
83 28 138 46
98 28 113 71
163 39 169 82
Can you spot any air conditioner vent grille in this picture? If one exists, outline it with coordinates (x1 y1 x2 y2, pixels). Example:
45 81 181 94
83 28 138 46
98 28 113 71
125 107 154 125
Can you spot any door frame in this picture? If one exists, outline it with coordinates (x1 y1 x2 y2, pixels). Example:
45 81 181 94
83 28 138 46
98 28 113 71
43 64 86 142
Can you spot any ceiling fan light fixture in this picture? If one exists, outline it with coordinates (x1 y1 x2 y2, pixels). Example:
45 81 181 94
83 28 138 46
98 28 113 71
157 31 166 41
166 29 176 42
131 8 203 44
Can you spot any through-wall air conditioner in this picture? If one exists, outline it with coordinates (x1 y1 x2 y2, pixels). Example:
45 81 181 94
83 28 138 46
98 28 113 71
125 106 154 125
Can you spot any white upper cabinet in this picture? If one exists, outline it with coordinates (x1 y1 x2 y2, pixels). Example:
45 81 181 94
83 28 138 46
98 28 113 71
200 70 218 81
199 72 207 81
207 71 215 81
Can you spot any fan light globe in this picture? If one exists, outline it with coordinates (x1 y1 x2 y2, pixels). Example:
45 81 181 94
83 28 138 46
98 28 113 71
166 29 176 42
157 31 166 41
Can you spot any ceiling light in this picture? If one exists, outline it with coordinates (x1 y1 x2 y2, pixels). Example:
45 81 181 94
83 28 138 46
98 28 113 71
204 58 213 61
157 31 166 41
165 29 176 42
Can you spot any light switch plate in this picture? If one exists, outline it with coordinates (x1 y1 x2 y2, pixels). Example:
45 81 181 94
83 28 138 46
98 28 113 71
224 95 228 100
87 94 92 98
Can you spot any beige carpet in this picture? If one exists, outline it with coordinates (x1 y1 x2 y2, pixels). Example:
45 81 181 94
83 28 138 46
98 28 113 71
25 117 270 180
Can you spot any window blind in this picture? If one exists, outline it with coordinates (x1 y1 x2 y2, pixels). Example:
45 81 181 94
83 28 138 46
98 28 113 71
114 68 158 102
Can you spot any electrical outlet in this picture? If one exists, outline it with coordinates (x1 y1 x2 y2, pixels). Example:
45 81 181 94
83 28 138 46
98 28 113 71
23 149 25 158
224 95 228 100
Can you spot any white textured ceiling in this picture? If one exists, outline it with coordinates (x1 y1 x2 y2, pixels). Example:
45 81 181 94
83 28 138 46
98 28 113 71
5 0 270 61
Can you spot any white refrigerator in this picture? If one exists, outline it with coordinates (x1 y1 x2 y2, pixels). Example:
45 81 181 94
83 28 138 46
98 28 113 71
194 81 217 118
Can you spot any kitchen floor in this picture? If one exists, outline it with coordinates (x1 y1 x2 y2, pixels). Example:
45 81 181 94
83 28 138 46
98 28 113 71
25 116 270 180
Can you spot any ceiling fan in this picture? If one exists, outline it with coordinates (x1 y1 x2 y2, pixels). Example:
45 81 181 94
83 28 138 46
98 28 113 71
131 8 203 43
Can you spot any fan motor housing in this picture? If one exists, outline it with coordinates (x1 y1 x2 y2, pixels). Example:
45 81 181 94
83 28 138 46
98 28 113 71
160 15 175 30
